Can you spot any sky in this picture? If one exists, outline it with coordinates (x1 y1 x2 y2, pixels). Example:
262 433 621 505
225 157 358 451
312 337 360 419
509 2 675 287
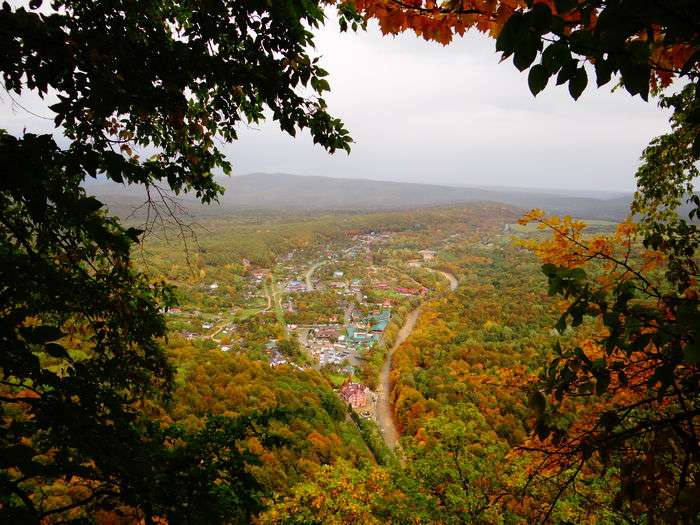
0 9 674 193
225 16 672 193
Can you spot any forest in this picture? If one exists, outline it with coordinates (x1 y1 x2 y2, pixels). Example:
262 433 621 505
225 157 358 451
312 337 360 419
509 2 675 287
1 1 699 524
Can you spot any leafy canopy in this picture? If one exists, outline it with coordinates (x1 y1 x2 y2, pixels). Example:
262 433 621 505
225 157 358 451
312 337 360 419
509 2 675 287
345 1 699 99
0 0 360 521
346 0 700 521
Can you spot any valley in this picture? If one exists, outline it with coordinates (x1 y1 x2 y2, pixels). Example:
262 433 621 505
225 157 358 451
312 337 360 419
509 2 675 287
149 207 476 445
4 1 696 521
127 201 624 524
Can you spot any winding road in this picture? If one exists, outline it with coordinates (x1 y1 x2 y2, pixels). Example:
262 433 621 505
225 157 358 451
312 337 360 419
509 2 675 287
305 260 327 291
375 270 458 450
438 270 458 291
375 307 421 450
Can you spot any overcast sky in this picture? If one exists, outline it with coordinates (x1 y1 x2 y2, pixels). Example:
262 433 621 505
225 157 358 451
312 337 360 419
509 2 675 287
0 11 674 193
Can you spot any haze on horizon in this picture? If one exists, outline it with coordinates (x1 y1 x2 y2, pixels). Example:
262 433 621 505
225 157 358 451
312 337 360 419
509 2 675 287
0 9 672 193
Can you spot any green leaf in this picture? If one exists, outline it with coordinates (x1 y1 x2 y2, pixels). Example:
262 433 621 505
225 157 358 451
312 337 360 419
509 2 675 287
535 419 551 440
529 390 547 414
77 196 103 214
566 267 587 282
581 442 593 460
556 59 577 85
594 59 613 87
44 342 71 359
496 13 525 56
514 37 539 72
574 347 592 364
568 67 588 100
691 133 700 158
24 325 64 344
600 411 618 430
548 277 564 296
126 227 144 242
541 263 559 276
553 341 563 356
542 41 570 74
528 64 549 96
549 15 565 35
648 365 675 388
555 315 567 334
621 63 651 101
530 2 552 33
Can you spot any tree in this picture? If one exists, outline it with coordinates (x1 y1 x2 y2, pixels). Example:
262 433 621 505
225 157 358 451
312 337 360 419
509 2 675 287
256 458 434 525
346 1 700 187
346 1 698 99
403 409 510 524
516 212 699 522
0 0 359 521
345 0 700 521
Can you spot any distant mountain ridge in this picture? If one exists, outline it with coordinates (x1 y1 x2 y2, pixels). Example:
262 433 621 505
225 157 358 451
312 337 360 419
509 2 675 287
89 172 636 221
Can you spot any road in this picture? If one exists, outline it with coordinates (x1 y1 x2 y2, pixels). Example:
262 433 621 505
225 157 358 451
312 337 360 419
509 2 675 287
262 281 272 312
375 269 457 450
375 307 421 450
268 276 287 334
426 267 458 291
343 302 354 326
206 321 230 341
438 270 458 291
305 260 327 291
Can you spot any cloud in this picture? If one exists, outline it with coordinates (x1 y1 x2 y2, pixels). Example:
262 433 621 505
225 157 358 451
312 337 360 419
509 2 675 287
223 18 673 192
0 11 673 192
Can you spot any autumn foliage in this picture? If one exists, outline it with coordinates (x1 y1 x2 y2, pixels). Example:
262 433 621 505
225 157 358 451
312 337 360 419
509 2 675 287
516 210 700 521
339 1 699 102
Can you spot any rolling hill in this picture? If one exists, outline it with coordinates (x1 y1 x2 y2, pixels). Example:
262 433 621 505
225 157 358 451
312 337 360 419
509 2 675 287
88 172 636 221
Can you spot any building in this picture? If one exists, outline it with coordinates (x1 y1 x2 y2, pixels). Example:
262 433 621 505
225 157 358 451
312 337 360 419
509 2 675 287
251 268 270 282
316 327 340 340
351 310 366 322
339 382 371 410
346 325 379 344
374 309 391 321
269 351 288 367
371 319 388 333
286 280 306 292
333 270 344 278
369 309 390 333
395 287 429 296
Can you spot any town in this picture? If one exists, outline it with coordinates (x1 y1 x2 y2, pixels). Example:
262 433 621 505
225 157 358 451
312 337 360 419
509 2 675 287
165 227 462 423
